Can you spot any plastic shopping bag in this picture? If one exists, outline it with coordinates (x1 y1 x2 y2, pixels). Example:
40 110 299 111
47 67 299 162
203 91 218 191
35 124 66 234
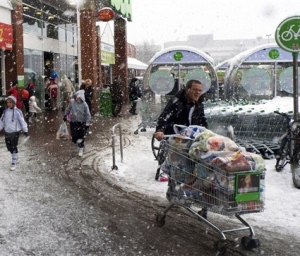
66 112 72 122
56 121 70 140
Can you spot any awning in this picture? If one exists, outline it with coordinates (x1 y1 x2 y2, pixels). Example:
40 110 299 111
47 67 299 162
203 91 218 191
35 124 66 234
0 1 13 9
128 57 148 70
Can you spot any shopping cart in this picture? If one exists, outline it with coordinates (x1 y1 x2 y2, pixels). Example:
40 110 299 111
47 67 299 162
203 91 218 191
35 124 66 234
134 93 174 134
155 139 264 255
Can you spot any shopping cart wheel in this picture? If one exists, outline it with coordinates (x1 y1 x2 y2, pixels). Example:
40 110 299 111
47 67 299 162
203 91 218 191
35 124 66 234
151 134 161 160
155 213 166 227
241 236 260 250
214 240 227 256
155 167 161 180
197 208 208 219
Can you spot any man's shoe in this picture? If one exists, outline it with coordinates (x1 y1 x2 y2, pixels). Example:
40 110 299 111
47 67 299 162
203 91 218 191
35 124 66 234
10 163 16 171
78 148 83 157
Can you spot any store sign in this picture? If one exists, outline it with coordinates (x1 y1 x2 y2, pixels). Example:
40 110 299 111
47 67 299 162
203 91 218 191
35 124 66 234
0 22 13 50
268 49 280 59
173 51 183 61
98 7 114 22
110 0 132 21
101 43 115 64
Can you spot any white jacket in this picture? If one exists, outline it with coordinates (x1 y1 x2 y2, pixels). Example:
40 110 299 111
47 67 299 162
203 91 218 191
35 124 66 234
29 96 42 113
0 107 28 133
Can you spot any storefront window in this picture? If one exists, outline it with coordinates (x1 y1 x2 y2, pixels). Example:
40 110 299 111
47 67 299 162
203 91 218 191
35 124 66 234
58 24 66 42
66 24 74 44
24 48 45 109
46 23 58 39
23 2 76 43
23 16 42 36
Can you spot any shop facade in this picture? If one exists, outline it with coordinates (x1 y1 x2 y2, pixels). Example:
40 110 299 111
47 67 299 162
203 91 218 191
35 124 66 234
0 1 13 96
3 0 132 112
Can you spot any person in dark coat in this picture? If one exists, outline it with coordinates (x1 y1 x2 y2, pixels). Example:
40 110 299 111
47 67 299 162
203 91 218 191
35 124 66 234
155 79 208 141
128 77 142 115
84 79 93 114
8 81 22 109
79 80 86 90
110 76 124 117
22 82 35 120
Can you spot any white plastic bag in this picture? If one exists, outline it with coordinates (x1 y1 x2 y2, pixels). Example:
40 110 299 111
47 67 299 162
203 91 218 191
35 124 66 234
173 124 207 139
56 121 70 140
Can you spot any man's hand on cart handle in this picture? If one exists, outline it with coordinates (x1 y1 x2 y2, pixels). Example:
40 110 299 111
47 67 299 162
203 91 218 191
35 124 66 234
155 131 164 141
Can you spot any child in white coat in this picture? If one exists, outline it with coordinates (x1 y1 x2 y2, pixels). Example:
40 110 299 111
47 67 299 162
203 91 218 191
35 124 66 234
0 96 28 171
29 95 42 123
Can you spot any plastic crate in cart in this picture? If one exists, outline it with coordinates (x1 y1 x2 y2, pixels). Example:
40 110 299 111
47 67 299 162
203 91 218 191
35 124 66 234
156 140 263 254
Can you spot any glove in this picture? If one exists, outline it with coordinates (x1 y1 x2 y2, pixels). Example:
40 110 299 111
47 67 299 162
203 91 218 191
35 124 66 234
24 132 29 137
63 116 67 122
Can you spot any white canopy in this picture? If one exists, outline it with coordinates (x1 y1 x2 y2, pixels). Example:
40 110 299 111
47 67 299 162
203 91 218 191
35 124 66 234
0 1 13 9
128 57 148 70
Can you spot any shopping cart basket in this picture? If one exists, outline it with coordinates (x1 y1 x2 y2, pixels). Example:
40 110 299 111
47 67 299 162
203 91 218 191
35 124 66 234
155 139 264 255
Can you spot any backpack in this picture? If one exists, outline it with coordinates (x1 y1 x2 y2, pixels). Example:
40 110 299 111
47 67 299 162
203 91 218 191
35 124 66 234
50 86 58 99
21 89 29 99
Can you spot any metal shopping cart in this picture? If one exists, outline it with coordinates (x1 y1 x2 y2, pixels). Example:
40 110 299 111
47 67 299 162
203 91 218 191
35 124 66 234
155 139 264 255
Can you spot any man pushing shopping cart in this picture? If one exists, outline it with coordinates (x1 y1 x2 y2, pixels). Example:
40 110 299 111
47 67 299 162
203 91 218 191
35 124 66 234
153 80 264 255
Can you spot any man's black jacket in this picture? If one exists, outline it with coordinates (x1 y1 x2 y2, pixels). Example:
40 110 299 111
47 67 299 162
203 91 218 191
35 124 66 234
156 89 208 135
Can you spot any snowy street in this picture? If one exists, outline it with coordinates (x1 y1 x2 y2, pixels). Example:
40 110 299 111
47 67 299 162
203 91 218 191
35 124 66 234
0 107 300 255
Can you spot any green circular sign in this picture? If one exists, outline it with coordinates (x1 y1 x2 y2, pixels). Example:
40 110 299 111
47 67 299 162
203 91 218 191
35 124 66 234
173 51 183 61
275 16 300 52
268 49 280 59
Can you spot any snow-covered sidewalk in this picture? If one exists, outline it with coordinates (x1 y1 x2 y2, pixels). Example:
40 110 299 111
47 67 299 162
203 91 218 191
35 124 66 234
98 123 300 240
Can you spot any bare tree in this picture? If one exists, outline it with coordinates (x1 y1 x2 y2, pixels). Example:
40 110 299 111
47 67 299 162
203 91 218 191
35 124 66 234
135 40 161 64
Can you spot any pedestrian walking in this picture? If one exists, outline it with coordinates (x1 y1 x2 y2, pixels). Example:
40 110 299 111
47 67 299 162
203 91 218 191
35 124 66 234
0 96 29 171
61 75 75 111
8 81 22 109
28 95 42 123
22 82 35 121
84 78 94 115
128 77 142 115
79 80 86 90
46 78 58 111
63 90 91 157
110 76 123 117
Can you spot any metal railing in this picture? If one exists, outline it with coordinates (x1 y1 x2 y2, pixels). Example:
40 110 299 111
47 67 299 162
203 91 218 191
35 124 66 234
111 123 123 170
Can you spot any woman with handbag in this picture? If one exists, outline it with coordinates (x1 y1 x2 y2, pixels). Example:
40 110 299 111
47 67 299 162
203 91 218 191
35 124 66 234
63 90 91 157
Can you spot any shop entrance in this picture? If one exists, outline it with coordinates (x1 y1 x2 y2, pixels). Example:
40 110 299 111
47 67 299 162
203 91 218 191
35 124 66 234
44 51 54 78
